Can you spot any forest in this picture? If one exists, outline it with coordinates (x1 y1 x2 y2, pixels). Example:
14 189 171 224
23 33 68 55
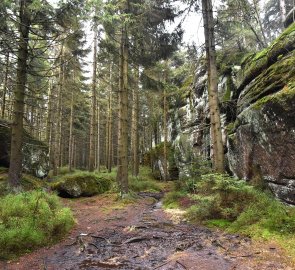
0 0 295 269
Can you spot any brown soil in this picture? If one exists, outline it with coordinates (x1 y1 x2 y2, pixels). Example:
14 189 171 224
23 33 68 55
0 192 294 270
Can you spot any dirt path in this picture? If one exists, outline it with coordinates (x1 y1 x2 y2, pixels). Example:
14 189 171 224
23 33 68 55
1 193 294 270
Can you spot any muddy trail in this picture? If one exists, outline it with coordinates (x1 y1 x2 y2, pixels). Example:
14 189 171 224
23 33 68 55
1 192 294 270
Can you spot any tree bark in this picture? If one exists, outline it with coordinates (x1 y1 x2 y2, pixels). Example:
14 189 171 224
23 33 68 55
68 87 74 172
279 0 286 25
1 52 9 119
163 68 168 181
8 0 31 189
107 62 113 173
89 27 98 172
131 65 140 177
202 0 225 173
116 11 129 195
53 45 64 176
96 99 100 171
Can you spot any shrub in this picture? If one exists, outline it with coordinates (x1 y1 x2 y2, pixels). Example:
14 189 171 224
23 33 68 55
186 196 220 221
0 191 74 259
163 191 187 208
129 176 162 192
51 172 112 198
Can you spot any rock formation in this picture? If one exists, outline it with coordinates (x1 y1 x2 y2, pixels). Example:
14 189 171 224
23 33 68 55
170 23 295 204
0 119 49 178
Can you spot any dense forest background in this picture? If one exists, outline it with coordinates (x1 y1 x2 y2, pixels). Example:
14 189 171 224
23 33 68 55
1 0 294 192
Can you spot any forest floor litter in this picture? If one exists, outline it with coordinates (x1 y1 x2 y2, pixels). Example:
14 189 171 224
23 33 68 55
1 192 294 270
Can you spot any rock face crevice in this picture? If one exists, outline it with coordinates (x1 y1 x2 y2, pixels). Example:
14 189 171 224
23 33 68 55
170 23 295 204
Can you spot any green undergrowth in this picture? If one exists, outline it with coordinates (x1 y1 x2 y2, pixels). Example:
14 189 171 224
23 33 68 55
128 166 163 192
48 166 80 179
0 190 74 259
96 166 163 193
50 166 162 198
165 173 295 257
0 173 47 196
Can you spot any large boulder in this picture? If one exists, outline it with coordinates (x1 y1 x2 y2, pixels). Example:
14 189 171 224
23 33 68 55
227 23 295 204
0 119 49 177
51 172 112 198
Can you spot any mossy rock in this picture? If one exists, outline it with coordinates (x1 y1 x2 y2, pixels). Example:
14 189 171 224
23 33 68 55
237 22 295 97
51 172 112 198
238 51 295 113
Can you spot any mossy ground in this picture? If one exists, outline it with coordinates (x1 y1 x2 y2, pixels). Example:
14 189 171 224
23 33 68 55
0 190 74 260
0 171 47 196
164 173 295 259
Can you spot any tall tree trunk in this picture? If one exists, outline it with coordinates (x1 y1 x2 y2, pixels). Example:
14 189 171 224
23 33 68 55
53 45 64 176
68 89 74 172
1 52 9 119
107 62 113 173
279 0 287 25
131 65 139 177
116 15 129 195
46 78 53 144
8 0 31 189
89 27 98 172
202 0 225 173
163 83 168 181
96 99 100 171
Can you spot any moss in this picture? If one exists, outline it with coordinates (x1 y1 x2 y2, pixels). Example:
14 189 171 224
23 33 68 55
0 191 74 259
51 172 112 198
238 22 295 93
206 219 232 229
226 118 240 135
252 83 295 110
0 174 46 196
223 75 235 102
238 50 295 112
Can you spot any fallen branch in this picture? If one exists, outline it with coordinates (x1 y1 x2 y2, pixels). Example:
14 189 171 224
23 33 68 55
153 260 171 270
123 236 148 244
90 235 110 243
229 251 260 258
89 242 100 249
176 260 187 269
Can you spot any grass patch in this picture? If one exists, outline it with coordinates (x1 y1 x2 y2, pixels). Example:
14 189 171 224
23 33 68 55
177 173 295 257
163 191 187 209
129 176 162 192
206 219 232 229
48 166 81 179
0 190 74 259
129 166 164 192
